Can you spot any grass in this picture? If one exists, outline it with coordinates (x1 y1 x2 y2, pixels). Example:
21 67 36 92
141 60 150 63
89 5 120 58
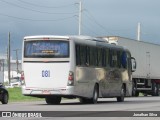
7 87 44 102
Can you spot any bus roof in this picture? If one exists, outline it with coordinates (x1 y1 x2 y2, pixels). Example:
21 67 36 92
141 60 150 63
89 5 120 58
24 35 69 40
23 35 130 53
24 35 107 43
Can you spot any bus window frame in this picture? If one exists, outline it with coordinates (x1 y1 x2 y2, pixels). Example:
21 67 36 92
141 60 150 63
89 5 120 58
24 40 70 58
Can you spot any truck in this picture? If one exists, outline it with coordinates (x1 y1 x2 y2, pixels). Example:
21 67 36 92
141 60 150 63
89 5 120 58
100 36 160 96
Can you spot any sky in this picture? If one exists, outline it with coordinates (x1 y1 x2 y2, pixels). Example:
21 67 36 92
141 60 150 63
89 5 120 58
0 0 160 59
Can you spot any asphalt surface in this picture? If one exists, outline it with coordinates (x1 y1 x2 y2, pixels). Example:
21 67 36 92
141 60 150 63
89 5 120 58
0 96 160 120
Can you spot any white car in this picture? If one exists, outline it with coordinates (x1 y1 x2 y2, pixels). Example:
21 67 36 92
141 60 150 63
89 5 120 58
10 77 21 87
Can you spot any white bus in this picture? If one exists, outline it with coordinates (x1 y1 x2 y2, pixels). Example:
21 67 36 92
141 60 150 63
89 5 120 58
21 35 136 104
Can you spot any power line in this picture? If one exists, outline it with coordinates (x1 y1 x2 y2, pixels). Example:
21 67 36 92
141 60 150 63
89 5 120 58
0 0 77 15
84 10 135 36
82 23 99 36
84 10 112 35
74 17 99 36
17 0 75 8
74 1 109 36
0 12 75 21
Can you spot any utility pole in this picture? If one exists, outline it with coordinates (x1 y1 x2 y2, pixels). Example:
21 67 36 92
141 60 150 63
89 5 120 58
0 59 4 83
137 22 141 41
2 59 4 83
13 49 21 74
8 32 11 85
78 1 82 35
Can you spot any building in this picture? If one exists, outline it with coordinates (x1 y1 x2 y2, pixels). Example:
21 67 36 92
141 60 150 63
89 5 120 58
0 53 21 83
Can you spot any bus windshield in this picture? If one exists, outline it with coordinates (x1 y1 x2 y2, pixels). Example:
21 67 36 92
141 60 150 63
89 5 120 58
24 40 69 58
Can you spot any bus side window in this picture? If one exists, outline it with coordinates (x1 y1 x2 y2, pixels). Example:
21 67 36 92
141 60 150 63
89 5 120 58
110 49 117 68
86 46 90 66
121 51 127 68
127 52 132 70
109 49 115 67
76 45 80 66
109 49 113 67
89 47 93 66
113 50 118 68
97 48 102 67
95 47 98 66
117 51 122 68
80 45 87 66
90 47 98 67
106 48 110 67
102 48 106 67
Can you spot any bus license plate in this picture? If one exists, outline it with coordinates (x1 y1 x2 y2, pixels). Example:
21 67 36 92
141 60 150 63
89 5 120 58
42 90 51 94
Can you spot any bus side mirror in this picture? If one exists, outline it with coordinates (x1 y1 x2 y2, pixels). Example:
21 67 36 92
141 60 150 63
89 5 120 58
131 57 136 72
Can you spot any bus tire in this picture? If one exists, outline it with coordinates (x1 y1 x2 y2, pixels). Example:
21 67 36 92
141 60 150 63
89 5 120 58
132 82 137 96
157 84 160 96
79 84 99 104
79 97 88 104
90 84 99 104
45 96 61 105
117 85 125 102
1 92 8 104
132 81 139 97
152 82 159 96
143 93 148 96
135 91 139 97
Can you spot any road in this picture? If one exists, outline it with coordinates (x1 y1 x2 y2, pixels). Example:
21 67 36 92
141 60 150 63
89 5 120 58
0 96 160 120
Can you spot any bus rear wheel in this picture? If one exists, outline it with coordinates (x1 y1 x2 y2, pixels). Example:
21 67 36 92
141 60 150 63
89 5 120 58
117 85 125 102
79 84 99 104
89 84 99 104
45 96 61 105
79 97 89 104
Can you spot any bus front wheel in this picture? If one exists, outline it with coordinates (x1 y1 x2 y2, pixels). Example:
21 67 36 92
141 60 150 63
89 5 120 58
152 82 159 96
117 85 125 102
